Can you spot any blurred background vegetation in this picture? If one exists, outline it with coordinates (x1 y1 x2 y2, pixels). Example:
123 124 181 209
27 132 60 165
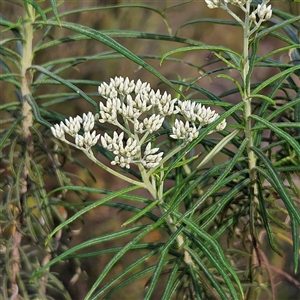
1 1 299 299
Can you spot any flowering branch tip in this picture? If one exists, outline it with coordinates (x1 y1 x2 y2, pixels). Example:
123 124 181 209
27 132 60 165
51 76 227 170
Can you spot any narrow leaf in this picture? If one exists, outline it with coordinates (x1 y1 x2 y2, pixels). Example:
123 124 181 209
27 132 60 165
35 21 183 96
161 45 242 65
49 0 61 26
253 148 300 225
251 115 300 157
45 185 140 244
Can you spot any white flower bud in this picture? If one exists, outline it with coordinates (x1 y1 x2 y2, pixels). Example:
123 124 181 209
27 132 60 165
216 119 227 131
82 112 95 132
264 5 272 21
257 4 272 21
83 131 100 147
75 134 84 148
205 0 220 9
170 119 199 142
63 116 82 136
250 12 256 22
51 124 65 139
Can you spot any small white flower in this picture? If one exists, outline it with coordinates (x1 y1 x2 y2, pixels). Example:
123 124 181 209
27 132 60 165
178 100 198 122
170 119 199 142
100 131 141 169
199 107 218 125
51 124 65 139
250 12 256 22
98 82 118 99
99 98 120 124
134 79 151 94
143 114 164 133
257 4 272 21
264 5 272 21
142 143 164 169
134 119 145 133
82 112 95 132
149 89 162 106
144 142 160 156
216 119 227 131
62 116 82 136
112 155 132 169
83 131 100 148
205 0 220 9
75 134 84 148
134 93 152 113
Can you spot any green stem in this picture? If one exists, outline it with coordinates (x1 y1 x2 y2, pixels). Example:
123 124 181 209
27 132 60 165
242 2 260 299
21 4 34 138
86 149 146 188
139 157 196 269
12 2 35 298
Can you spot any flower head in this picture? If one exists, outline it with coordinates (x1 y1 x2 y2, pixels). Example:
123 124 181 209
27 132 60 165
257 4 272 21
205 0 221 9
51 77 227 170
51 112 99 151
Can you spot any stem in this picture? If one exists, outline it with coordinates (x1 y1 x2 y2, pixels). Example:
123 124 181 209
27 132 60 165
11 2 35 298
242 2 260 299
86 150 146 188
139 160 196 269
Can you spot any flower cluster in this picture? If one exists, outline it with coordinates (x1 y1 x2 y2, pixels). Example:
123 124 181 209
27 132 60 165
51 112 100 150
205 0 272 23
205 0 248 9
250 3 272 22
51 77 226 169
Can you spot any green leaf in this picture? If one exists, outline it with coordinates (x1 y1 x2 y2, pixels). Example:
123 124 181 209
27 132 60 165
85 226 154 300
35 31 205 52
256 15 300 42
196 129 240 169
176 18 240 35
33 225 148 279
52 4 171 32
45 185 141 244
25 0 47 23
199 177 250 229
251 115 300 157
253 149 300 225
182 137 248 219
35 21 183 96
216 74 243 95
161 45 242 65
0 116 23 151
93 247 161 299
256 179 282 256
253 147 300 271
186 247 228 300
252 65 300 94
179 218 243 300
250 93 276 106
255 45 300 64
291 218 299 273
161 258 182 300
143 229 181 300
24 94 52 128
121 200 159 227
49 0 61 26
29 65 98 109
264 98 300 122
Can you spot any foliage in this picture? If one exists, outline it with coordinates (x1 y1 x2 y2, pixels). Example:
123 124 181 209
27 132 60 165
0 0 299 299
